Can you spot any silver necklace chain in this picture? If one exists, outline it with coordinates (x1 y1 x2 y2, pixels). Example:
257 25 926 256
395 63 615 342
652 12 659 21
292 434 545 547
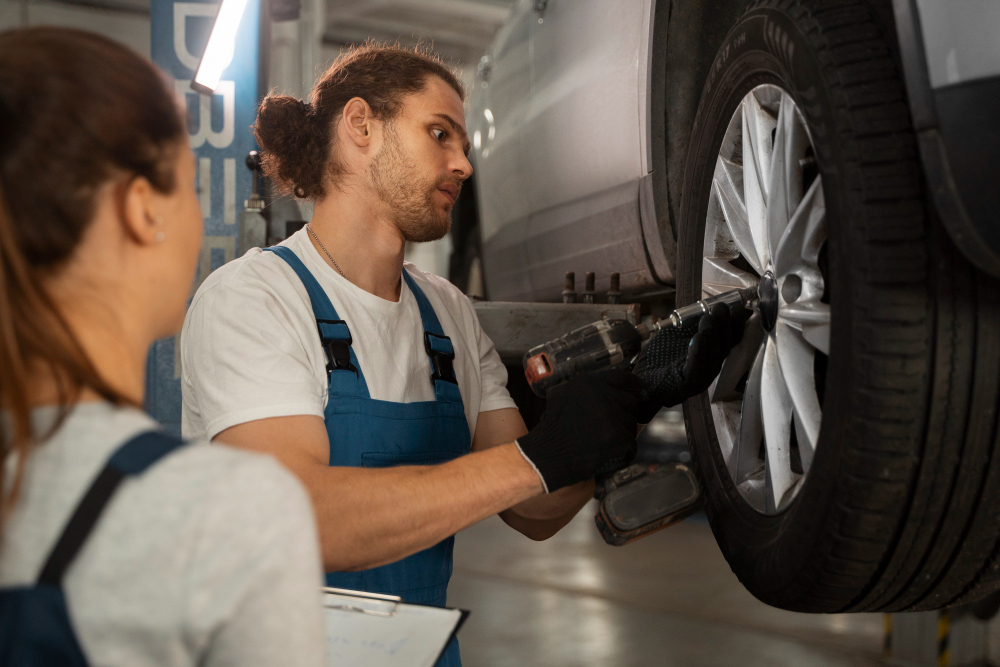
306 224 347 279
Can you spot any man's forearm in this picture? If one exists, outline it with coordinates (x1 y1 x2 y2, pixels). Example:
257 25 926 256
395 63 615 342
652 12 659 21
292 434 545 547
506 480 593 520
473 407 593 536
299 443 542 572
499 480 593 540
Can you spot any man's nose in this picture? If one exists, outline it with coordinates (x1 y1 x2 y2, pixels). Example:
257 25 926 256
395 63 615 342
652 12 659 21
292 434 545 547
452 151 473 181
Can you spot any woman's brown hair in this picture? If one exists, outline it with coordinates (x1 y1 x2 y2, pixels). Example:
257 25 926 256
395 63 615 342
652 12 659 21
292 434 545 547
0 27 185 520
254 41 465 199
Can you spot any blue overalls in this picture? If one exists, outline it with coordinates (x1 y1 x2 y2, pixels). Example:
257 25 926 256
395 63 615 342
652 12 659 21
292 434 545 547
265 246 471 667
0 431 187 666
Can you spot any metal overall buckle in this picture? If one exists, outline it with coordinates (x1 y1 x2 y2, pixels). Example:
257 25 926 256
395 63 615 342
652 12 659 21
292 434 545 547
423 331 457 384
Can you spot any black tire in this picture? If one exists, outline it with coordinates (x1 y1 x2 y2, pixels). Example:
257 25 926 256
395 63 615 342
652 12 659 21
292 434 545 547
678 0 1000 613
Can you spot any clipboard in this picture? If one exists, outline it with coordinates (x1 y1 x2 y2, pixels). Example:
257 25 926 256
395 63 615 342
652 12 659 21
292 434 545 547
322 587 469 667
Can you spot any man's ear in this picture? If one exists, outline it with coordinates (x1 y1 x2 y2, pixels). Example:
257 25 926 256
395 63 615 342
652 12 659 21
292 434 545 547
119 176 161 246
341 97 375 148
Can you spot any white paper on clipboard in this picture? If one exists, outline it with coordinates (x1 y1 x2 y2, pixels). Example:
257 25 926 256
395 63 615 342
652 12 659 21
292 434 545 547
322 587 467 667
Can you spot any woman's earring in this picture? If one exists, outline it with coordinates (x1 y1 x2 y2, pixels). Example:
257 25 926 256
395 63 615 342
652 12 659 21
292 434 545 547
152 215 164 243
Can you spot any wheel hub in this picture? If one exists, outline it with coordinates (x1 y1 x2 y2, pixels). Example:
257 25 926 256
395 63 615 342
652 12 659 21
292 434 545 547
758 271 779 332
700 84 830 515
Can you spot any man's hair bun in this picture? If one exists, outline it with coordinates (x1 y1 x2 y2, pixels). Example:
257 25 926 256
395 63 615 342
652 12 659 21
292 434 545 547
253 95 328 199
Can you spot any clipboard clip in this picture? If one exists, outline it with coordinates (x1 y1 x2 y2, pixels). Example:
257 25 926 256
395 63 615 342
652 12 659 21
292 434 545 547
322 587 402 618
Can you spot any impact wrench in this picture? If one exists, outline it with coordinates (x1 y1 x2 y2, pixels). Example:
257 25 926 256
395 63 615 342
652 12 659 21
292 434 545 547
522 287 757 546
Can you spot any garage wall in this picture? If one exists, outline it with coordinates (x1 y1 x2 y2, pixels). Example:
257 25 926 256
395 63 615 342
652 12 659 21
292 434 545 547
0 0 150 55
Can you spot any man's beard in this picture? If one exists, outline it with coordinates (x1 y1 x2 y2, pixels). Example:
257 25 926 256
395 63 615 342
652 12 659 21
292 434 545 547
369 123 455 243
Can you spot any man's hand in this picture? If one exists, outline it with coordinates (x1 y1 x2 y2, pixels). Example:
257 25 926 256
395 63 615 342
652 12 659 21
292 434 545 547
516 368 645 493
473 408 595 541
633 302 750 423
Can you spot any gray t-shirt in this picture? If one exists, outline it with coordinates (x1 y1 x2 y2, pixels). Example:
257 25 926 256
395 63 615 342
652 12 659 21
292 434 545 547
0 402 327 667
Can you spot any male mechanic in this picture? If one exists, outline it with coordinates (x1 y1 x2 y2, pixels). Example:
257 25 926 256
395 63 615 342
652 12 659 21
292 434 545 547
181 43 745 666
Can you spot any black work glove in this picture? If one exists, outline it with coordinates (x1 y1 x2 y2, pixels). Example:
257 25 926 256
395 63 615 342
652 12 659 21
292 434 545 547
633 302 750 423
516 368 646 493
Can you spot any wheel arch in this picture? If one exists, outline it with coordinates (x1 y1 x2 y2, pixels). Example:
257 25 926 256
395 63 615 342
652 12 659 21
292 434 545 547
647 0 749 286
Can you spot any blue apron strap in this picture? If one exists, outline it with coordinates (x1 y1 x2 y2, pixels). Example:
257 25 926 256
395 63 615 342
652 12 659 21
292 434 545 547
402 269 462 403
37 431 186 587
263 246 370 399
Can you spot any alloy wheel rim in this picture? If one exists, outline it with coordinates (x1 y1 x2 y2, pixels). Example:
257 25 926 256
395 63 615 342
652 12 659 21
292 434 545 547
701 84 830 515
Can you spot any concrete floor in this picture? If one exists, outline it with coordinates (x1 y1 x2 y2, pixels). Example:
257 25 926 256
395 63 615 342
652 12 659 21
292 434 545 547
448 502 884 667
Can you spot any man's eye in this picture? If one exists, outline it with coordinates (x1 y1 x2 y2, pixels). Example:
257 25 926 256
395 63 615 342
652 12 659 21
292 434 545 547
432 129 446 141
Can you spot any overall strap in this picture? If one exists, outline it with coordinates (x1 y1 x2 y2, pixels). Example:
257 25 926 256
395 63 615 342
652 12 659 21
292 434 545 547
263 246 371 399
37 431 186 587
402 270 462 403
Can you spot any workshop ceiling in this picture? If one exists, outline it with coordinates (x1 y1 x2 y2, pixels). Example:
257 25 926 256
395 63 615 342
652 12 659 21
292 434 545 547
46 0 151 15
27 0 512 73
323 0 512 66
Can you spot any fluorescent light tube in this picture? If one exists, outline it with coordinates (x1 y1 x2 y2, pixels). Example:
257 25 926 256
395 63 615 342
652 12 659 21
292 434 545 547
191 0 250 95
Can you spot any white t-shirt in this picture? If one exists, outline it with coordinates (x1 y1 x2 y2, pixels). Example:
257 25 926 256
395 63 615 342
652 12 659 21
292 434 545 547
180 228 516 441
0 402 326 667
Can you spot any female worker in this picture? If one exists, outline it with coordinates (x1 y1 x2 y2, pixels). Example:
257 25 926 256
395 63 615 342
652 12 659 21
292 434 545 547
0 27 326 666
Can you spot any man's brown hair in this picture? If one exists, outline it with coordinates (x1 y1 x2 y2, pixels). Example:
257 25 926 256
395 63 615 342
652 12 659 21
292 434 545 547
254 41 465 199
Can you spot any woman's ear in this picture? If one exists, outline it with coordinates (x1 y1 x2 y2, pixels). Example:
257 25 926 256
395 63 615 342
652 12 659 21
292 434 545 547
341 97 375 148
119 176 162 246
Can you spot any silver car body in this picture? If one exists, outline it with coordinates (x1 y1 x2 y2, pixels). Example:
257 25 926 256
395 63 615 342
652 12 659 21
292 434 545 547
466 0 1000 301
914 0 1000 89
467 0 668 302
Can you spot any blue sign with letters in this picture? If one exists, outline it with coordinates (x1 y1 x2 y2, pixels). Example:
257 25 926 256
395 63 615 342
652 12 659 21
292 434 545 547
148 0 262 434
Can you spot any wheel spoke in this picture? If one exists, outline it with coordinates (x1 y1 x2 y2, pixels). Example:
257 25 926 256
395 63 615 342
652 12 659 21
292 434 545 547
710 399 738 465
794 414 815 475
802 323 830 356
799 180 826 266
765 95 791 263
713 157 762 274
746 90 776 201
767 93 811 264
775 321 822 464
773 176 825 276
732 344 765 484
702 256 758 296
742 100 770 270
761 337 797 511
779 299 830 326
779 299 831 355
780 94 809 212
712 313 765 402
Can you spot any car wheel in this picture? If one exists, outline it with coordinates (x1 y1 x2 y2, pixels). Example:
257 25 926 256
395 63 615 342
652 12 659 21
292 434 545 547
677 0 1000 612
